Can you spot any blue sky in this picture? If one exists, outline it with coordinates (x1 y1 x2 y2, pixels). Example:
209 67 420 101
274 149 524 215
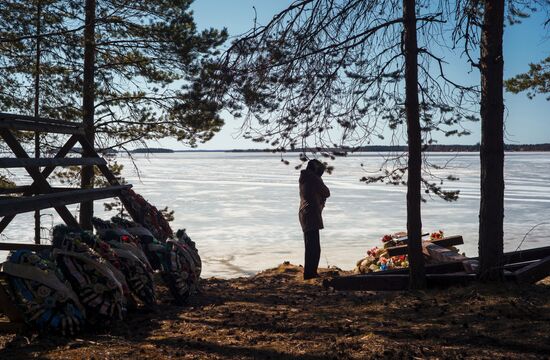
162 1 549 150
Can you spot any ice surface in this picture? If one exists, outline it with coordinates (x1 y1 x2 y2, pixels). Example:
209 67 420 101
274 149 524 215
2 152 549 278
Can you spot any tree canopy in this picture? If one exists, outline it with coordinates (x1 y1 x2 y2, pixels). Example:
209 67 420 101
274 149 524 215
505 56 550 100
0 0 228 150
217 0 480 201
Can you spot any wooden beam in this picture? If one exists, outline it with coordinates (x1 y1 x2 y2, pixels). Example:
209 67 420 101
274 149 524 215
512 256 550 284
0 157 106 168
386 232 429 245
0 119 83 135
0 186 31 195
386 235 464 256
0 185 131 217
499 246 550 265
0 186 79 195
503 260 539 272
0 112 81 126
0 113 83 135
0 243 52 251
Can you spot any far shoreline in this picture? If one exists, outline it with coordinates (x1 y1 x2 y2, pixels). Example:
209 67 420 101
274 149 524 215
127 143 550 154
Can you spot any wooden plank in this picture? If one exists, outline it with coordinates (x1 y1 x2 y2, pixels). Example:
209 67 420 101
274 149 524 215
323 272 477 291
0 157 106 168
0 119 84 135
0 196 18 201
0 243 52 251
386 232 429 245
0 112 83 134
387 235 464 256
0 185 131 217
499 246 550 265
503 260 539 272
0 112 81 126
0 186 80 195
0 186 32 195
512 255 550 284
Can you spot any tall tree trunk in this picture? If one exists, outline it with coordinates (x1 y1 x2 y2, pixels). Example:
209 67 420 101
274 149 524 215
479 0 505 281
80 0 96 230
34 0 42 244
403 0 425 289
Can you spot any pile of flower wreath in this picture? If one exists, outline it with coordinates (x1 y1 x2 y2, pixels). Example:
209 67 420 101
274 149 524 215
2 249 86 335
354 230 445 274
0 190 203 334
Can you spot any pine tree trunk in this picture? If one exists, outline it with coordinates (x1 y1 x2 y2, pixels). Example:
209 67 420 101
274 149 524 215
479 0 505 281
403 0 425 289
34 1 42 243
80 0 96 230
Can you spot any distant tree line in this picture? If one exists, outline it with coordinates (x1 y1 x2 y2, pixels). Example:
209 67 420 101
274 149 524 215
229 143 550 153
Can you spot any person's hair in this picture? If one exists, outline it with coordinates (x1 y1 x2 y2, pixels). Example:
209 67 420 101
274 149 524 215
306 159 325 176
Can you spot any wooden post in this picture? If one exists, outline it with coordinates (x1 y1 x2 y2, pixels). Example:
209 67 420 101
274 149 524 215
80 0 97 230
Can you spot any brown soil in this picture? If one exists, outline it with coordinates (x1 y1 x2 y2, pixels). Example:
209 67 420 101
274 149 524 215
1 263 549 359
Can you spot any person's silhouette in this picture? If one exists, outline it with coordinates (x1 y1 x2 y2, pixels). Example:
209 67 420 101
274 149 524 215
298 159 330 280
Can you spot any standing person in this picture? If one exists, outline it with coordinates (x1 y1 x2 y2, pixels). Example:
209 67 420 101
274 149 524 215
299 159 330 280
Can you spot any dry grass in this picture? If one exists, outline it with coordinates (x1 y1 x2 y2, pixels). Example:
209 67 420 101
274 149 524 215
1 263 549 359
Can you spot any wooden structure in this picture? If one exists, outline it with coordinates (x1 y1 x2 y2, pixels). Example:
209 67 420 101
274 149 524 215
0 112 132 331
324 235 550 291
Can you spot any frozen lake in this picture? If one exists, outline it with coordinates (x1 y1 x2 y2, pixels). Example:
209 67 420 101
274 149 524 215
2 152 549 278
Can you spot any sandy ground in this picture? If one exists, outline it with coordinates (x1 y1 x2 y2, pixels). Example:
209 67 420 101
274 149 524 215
0 263 549 359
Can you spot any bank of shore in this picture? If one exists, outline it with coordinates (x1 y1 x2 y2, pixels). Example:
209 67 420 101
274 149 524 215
0 263 548 359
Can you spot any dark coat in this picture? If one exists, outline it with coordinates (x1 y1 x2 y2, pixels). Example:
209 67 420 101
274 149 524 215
299 169 330 232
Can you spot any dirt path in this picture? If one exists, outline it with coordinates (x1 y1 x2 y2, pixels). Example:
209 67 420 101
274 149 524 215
1 263 549 359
